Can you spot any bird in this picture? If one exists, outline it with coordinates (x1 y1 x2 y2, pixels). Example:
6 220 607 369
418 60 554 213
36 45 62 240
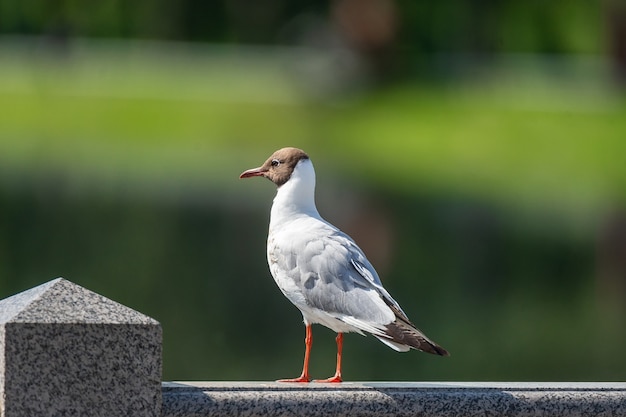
239 147 449 383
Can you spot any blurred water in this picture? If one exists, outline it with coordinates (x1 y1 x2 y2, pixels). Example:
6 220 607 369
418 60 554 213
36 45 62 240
1 37 625 381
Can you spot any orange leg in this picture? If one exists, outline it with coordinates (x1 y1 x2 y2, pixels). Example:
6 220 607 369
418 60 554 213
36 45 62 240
314 333 343 383
277 324 312 383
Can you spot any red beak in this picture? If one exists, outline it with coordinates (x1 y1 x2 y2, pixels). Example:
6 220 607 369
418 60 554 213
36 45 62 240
239 167 266 179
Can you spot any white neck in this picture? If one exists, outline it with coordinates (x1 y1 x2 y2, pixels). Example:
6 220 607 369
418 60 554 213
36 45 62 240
270 158 320 229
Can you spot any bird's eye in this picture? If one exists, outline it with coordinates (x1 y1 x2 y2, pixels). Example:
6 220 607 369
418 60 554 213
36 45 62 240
271 159 281 167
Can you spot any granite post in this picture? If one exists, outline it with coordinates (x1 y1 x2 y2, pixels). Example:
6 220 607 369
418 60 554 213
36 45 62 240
0 278 162 417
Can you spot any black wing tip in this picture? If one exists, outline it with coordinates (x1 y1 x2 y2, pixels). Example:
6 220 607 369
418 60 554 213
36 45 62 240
431 344 450 357
417 338 450 357
384 320 450 357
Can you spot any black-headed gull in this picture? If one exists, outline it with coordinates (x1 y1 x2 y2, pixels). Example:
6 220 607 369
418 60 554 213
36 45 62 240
240 147 449 383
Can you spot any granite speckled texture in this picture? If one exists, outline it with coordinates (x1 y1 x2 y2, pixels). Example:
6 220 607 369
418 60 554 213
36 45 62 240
0 278 162 417
162 381 626 417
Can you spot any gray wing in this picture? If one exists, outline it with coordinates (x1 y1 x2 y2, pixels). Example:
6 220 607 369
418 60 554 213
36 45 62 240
272 221 449 356
289 225 400 328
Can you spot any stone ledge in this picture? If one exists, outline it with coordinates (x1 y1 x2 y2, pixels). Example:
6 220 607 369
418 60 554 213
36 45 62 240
162 381 626 417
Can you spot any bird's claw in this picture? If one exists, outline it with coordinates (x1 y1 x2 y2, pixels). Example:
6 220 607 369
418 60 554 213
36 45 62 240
277 376 311 383
313 375 342 383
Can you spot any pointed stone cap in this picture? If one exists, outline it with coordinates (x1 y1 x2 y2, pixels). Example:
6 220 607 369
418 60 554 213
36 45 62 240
0 277 159 325
0 278 162 417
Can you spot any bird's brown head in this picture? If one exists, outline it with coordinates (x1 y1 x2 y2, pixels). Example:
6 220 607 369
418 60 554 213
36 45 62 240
239 147 310 187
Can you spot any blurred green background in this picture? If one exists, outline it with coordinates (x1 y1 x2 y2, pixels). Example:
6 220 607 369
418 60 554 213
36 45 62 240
1 0 626 382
